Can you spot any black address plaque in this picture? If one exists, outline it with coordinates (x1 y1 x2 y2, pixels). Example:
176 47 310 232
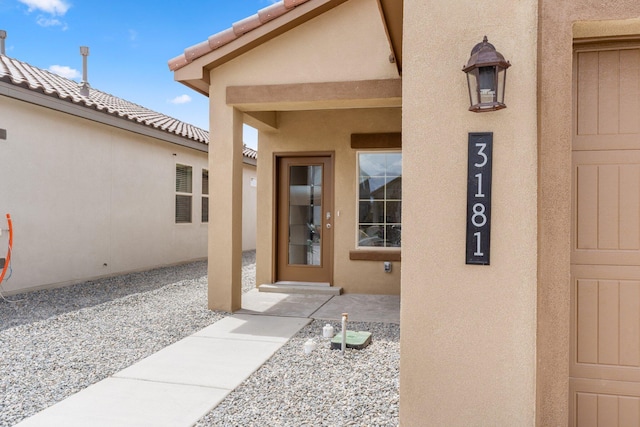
466 132 492 265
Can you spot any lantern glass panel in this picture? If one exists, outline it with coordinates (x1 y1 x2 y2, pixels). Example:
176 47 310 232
497 67 507 104
466 70 479 107
478 66 496 104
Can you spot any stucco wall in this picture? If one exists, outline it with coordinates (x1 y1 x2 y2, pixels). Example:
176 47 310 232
209 0 399 88
0 96 209 294
255 108 401 293
401 0 539 425
204 0 401 302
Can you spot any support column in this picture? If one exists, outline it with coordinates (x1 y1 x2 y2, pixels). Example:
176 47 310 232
208 103 243 312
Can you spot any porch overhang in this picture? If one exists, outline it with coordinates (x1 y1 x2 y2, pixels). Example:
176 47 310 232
171 0 402 97
172 0 350 97
227 78 402 112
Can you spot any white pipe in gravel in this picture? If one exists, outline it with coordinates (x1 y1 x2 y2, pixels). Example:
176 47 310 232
341 312 348 355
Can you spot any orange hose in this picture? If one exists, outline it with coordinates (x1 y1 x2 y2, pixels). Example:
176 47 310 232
0 214 12 284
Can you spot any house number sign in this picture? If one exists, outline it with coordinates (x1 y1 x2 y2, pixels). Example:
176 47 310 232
466 132 492 265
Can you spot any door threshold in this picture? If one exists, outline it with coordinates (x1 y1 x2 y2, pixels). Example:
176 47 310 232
275 281 331 287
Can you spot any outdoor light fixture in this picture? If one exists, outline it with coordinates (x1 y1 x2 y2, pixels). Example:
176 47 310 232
462 36 511 112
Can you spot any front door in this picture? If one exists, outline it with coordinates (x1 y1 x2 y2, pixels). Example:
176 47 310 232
277 156 333 283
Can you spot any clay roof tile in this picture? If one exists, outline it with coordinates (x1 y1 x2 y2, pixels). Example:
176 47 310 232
232 14 262 36
185 40 212 62
284 0 311 8
208 28 237 49
168 0 315 72
0 54 209 147
243 145 258 160
168 54 189 71
258 2 289 23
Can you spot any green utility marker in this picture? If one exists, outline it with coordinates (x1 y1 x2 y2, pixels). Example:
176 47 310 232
330 330 372 350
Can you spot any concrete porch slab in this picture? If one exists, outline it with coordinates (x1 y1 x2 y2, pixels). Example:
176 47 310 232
311 293 400 324
14 377 228 427
237 288 333 317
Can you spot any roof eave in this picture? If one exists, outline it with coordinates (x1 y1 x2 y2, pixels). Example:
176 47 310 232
378 0 403 74
0 81 209 152
174 76 210 98
172 0 350 96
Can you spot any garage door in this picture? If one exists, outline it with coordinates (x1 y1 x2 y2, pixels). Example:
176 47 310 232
571 45 640 426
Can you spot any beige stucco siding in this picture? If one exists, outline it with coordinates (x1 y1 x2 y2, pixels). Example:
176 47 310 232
169 0 640 421
255 108 401 293
204 0 402 304
401 0 538 424
0 96 208 294
210 0 399 88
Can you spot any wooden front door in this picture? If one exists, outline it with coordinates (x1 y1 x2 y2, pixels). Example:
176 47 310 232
277 156 333 283
571 44 640 426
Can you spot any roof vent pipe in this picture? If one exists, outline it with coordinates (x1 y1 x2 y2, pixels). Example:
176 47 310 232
79 46 90 96
0 30 7 55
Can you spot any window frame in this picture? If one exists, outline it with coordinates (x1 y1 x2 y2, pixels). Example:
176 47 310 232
175 163 193 224
356 150 402 249
201 168 209 223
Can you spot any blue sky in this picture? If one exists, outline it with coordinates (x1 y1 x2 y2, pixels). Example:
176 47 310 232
0 0 268 147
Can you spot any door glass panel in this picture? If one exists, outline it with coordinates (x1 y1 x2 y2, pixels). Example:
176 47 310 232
288 165 322 266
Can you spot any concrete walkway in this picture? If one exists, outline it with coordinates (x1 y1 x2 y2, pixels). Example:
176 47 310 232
16 291 399 427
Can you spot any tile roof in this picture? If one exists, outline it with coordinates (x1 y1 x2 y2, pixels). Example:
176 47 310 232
168 0 312 71
243 145 258 160
0 54 209 146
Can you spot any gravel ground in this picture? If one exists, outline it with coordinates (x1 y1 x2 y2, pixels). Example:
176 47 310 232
196 320 400 427
0 249 400 426
0 252 255 427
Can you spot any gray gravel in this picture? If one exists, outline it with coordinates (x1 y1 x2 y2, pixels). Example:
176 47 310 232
0 252 255 427
196 320 400 427
0 249 400 426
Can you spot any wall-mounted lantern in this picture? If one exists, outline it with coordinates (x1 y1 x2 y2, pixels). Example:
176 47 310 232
462 36 511 112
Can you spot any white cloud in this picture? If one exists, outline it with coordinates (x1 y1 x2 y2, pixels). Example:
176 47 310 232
19 0 70 15
48 65 80 79
36 16 67 29
169 94 192 105
129 29 138 42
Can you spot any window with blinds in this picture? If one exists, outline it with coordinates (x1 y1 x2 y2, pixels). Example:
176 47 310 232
202 169 209 223
175 164 192 223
